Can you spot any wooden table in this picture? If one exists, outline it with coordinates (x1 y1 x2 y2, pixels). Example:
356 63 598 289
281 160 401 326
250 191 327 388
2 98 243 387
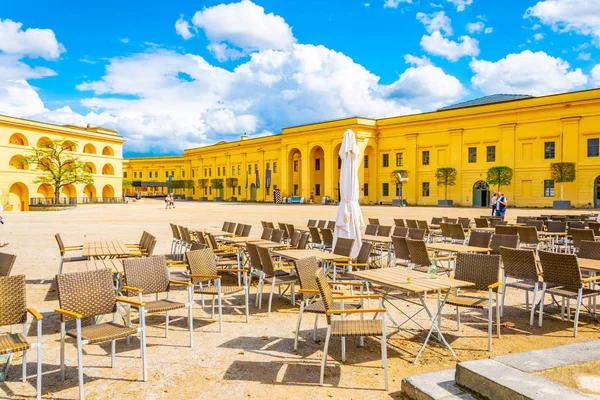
427 243 491 254
470 227 495 232
272 249 348 262
222 237 266 244
256 241 291 250
579 257 600 272
348 267 474 363
82 240 131 259
68 259 124 274
362 234 393 267
201 228 235 237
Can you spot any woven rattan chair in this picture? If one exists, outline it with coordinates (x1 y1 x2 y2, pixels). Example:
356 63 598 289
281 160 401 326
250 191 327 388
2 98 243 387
368 218 380 225
446 253 502 351
394 218 406 227
56 268 147 399
261 228 273 240
449 223 467 244
314 267 388 390
327 221 336 230
169 223 182 255
443 217 457 224
377 225 392 237
332 241 373 282
458 218 471 229
233 224 244 237
185 249 248 332
122 255 194 344
245 243 264 305
332 238 354 258
538 251 600 336
222 222 231 232
589 222 600 236
321 228 334 251
408 228 426 241
516 216 531 224
490 234 519 255
265 221 275 229
241 224 252 237
286 224 296 240
499 247 542 324
0 252 16 277
278 223 289 241
297 233 310 250
289 231 302 248
406 239 454 275
495 225 518 235
578 240 600 260
365 224 378 235
518 226 552 254
393 226 408 237
309 227 322 249
431 217 443 225
55 234 88 274
525 220 544 231
225 222 236 234
307 219 317 227
491 219 507 228
467 231 492 249
474 218 489 228
0 275 42 399
392 236 410 266
256 245 296 316
546 221 567 233
571 229 596 253
260 221 268 229
317 220 327 228
271 229 285 243
406 219 419 229
440 223 452 242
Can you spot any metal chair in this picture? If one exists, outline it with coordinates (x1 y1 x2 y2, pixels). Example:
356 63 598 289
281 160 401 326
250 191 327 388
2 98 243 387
467 231 492 249
489 234 519 255
499 247 542 324
0 252 16 277
309 227 322 249
55 233 88 275
376 225 392 237
578 240 600 260
321 228 334 251
365 224 378 235
256 245 297 316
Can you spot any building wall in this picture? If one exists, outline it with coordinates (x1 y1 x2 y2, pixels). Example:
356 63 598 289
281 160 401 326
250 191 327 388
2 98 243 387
120 88 600 208
0 115 124 211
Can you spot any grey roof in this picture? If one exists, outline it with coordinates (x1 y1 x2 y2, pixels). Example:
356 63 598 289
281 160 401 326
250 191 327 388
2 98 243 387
438 94 534 111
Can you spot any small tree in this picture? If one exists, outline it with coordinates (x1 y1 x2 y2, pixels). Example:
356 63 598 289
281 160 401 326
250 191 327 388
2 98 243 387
211 178 224 197
21 139 93 204
550 162 576 201
198 178 209 189
435 167 457 201
390 169 408 205
226 177 239 198
122 179 133 196
486 166 513 192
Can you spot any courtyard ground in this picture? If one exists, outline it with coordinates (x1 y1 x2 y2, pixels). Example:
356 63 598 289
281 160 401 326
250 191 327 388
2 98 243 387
0 200 598 399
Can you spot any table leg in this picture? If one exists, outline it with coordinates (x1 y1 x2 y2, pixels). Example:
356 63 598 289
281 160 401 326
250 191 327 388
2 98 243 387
414 290 455 364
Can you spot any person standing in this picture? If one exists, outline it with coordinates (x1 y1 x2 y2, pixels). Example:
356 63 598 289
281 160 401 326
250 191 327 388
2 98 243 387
165 194 171 209
0 200 7 247
170 194 175 209
490 193 498 216
496 192 507 217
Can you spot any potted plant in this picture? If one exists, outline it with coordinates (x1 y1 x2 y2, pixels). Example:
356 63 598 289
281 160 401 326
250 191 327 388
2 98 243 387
390 170 408 206
211 178 224 201
550 162 576 209
226 177 239 201
486 166 513 192
435 167 457 206
198 178 209 201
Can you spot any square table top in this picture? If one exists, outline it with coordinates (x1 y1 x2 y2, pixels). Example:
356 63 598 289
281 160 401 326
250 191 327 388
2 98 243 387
256 241 292 249
272 249 349 262
578 257 600 272
82 240 131 258
222 236 266 244
200 228 235 237
362 234 393 244
427 243 491 253
348 267 474 294
67 258 124 274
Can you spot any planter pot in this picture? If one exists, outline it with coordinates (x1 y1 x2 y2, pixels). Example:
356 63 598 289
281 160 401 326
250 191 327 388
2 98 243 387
438 200 454 207
392 199 407 207
185 197 193 201
199 197 208 201
553 200 571 209
213 197 223 202
229 197 238 202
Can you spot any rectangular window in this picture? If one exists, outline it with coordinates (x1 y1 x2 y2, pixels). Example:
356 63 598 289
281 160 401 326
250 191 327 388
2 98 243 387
315 158 321 170
396 152 403 167
364 155 369 168
248 164 252 174
468 147 477 163
217 167 221 176
544 180 555 197
293 184 299 195
182 170 185 178
133 172 137 179
315 184 321 196
363 183 368 196
192 187 195 195
422 182 430 197
209 168 212 177
209 187 212 195
232 166 235 175
588 138 600 157
204 168 207 177
293 160 299 172
166 171 169 178
123 171 128 178
170 171 174 177
544 141 555 159
266 162 270 170
382 183 389 197
382 153 389 168
238 186 241 195
238 165 241 175
422 150 430 166
192 169 195 178
487 146 496 162
273 162 277 173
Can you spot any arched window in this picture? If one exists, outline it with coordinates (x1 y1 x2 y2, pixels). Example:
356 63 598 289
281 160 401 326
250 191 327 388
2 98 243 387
102 163 115 175
9 155 27 170
102 146 114 156
9 133 28 146
83 143 97 154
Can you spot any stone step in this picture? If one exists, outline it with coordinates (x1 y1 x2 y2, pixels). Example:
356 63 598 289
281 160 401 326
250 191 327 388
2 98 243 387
401 369 477 400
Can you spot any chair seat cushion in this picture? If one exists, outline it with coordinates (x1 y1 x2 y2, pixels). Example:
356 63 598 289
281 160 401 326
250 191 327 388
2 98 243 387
446 294 490 309
266 272 297 283
67 322 138 344
546 287 600 299
304 300 360 314
195 285 245 295
0 333 30 355
331 319 383 337
144 299 186 314
506 280 540 291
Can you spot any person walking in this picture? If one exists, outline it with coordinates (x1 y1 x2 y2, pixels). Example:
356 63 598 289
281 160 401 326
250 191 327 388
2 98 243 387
0 199 7 247
165 194 171 209
490 193 498 216
496 192 507 217
169 194 175 209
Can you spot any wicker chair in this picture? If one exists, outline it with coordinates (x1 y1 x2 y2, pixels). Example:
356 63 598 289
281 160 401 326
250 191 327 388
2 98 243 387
406 219 419 229
440 223 452 242
368 218 380 225
474 218 489 228
278 223 289 241
127 231 157 257
525 220 544 231
327 221 336 230
234 224 244 237
446 253 502 351
443 217 457 224
393 226 408 237
222 222 231 232
495 225 518 236
538 251 600 336
332 238 354 258
449 223 467 244
55 233 88 274
394 218 406 227
546 221 567 233
169 223 183 255
406 239 454 275
467 231 492 249
491 219 507 228
185 249 248 332
289 231 302 248
0 252 16 277
297 233 310 250
431 217 443 225
55 268 147 399
122 255 194 344
271 229 285 243
377 225 392 237
517 226 552 254
314 267 388 390
256 245 297 316
392 236 410 265
578 240 600 260
265 221 275 229
307 219 317 227
570 229 596 253
321 228 334 251
458 218 471 229
0 275 42 399
226 222 237 234
588 222 600 236
332 241 373 282
317 220 327 228
516 216 532 224
489 234 519 255
261 228 273 240
499 247 542 325
241 224 252 237
309 227 322 249
365 224 378 235
286 224 296 240
408 228 426 241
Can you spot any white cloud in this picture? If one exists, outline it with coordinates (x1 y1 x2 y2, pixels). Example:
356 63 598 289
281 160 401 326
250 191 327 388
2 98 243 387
0 79 47 117
421 30 479 61
466 21 484 34
384 0 412 8
364 2 371 7
0 18 64 60
525 0 600 43
533 33 545 40
120 38 130 44
470 50 588 96
175 16 194 40
191 0 296 61
404 54 432 67
577 52 591 60
417 11 453 35
592 64 600 85
430 3 444 8
446 0 473 12
80 58 96 64
484 27 493 34
206 43 244 62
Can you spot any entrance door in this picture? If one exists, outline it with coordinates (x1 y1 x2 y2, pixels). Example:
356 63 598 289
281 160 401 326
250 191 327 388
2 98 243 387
250 184 257 201
472 181 490 207
595 176 600 208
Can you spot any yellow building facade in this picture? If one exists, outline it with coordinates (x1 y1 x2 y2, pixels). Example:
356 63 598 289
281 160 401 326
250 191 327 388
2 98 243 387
124 89 600 208
0 115 124 211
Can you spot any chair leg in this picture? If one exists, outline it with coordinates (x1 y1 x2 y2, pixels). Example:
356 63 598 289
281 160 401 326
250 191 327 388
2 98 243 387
574 290 583 337
111 340 116 367
456 307 461 331
525 290 530 312
188 285 194 347
211 295 215 319
22 349 27 382
313 313 319 341
488 290 493 352
294 302 305 352
60 322 65 381
76 319 84 400
165 311 169 338
500 278 507 317
140 307 147 382
268 277 276 317
530 283 538 326
341 336 346 362
320 326 331 386
244 274 250 323
218 279 223 333
538 283 547 327
382 312 388 391
496 292 501 339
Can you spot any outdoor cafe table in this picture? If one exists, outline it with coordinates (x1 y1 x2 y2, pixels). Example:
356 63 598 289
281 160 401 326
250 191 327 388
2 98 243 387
348 267 474 363
256 241 292 250
470 227 495 233
67 258 124 274
362 234 393 267
200 228 235 237
221 236 266 244
271 249 349 262
427 243 491 254
82 240 131 259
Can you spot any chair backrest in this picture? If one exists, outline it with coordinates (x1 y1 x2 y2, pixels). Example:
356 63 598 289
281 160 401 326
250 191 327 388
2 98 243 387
405 239 430 266
571 228 595 249
443 217 457 224
0 275 27 326
408 228 426 240
241 224 252 237
317 220 327 228
314 267 335 324
294 256 320 301
449 224 465 241
262 228 273 240
196 231 207 247
227 223 237 233
392 236 410 261
245 243 263 271
356 241 372 264
271 229 284 243
517 226 539 245
495 225 518 235
516 216 530 224
406 219 419 229
307 219 317 227
0 252 17 277
368 218 380 225
393 226 408 237
394 218 406 227
327 221 336 230
578 240 600 260
290 231 302 248
222 222 230 232
266 222 275 229
489 234 519 255
333 238 354 257
278 222 289 239
546 221 567 233
365 224 378 235
170 223 180 240
417 220 429 231
491 219 507 227
256 245 278 276
321 228 334 247
190 241 206 251
526 220 544 231
440 223 452 239
286 224 296 237
551 215 567 221
474 218 489 228
185 249 218 284
261 221 268 228
55 233 66 255
377 225 392 237
538 251 582 290
145 236 157 257
234 224 244 236
56 268 116 321
454 253 501 291
458 218 471 229
309 227 322 245
297 233 310 249
587 222 600 236
467 231 492 248
431 217 443 225
123 255 170 295
499 247 539 281
206 233 219 249
180 226 192 244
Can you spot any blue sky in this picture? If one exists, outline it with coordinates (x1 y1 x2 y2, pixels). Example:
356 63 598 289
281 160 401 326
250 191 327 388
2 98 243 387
1 0 599 156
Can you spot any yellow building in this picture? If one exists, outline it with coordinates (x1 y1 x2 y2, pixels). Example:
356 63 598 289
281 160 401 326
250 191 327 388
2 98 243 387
124 89 600 208
0 115 124 211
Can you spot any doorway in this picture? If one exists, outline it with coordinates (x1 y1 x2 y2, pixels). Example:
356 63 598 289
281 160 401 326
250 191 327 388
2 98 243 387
595 176 600 208
250 184 257 201
472 181 490 207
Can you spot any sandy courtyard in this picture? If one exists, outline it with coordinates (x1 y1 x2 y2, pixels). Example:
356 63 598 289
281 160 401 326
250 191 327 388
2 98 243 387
0 200 599 399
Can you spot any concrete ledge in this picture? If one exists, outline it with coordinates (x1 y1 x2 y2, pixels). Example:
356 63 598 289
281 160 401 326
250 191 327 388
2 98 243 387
402 369 477 400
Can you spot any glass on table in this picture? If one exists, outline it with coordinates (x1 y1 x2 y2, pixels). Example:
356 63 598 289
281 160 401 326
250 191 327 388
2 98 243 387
407 263 415 283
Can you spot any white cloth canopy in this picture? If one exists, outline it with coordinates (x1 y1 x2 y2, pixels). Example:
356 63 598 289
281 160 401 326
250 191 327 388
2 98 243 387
333 129 365 258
